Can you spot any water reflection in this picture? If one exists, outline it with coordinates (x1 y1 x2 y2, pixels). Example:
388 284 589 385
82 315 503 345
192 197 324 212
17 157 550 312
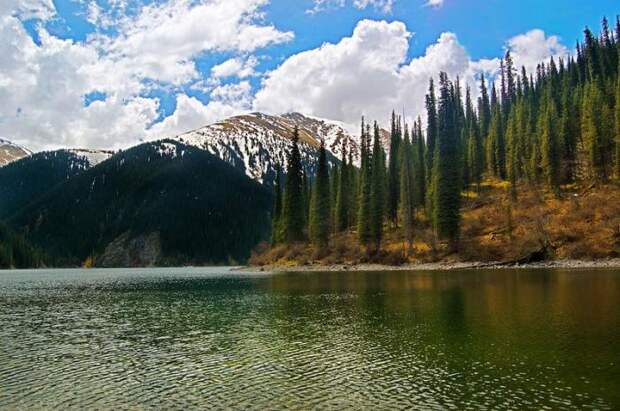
0 268 619 409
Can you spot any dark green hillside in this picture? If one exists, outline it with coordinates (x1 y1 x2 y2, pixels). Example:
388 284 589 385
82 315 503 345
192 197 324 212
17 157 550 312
9 140 272 266
0 150 91 219
0 223 44 268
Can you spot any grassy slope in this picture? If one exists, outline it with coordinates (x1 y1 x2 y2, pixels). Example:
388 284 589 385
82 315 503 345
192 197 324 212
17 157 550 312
251 179 620 267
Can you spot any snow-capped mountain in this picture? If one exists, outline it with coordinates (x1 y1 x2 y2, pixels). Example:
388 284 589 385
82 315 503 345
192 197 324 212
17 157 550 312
174 112 362 184
67 149 115 168
0 138 31 167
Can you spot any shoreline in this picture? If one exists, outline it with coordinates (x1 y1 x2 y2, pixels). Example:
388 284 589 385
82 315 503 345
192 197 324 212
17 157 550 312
238 259 620 272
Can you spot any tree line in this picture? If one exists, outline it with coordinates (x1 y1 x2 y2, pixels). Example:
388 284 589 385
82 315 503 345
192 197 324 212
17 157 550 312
270 18 620 254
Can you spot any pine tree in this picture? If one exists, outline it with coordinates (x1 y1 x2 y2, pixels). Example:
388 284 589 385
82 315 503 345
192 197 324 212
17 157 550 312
357 118 373 245
541 97 561 194
478 73 491 149
432 72 461 249
270 166 284 245
413 118 427 208
486 84 505 178
309 140 331 247
282 127 306 243
335 140 349 232
370 122 386 251
399 126 414 253
426 79 438 174
506 106 519 200
581 82 609 181
387 111 402 226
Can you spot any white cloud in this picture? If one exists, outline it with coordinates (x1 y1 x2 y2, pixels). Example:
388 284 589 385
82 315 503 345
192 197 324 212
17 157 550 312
507 29 569 75
0 0 292 151
424 0 444 8
254 20 473 130
307 0 394 14
211 57 258 79
254 20 569 131
147 94 250 139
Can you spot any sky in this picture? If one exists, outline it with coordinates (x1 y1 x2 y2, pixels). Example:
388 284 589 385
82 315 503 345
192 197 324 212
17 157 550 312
0 0 618 152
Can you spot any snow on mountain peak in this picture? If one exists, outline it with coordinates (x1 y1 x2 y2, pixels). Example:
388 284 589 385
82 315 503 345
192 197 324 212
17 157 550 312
0 138 32 167
173 112 361 184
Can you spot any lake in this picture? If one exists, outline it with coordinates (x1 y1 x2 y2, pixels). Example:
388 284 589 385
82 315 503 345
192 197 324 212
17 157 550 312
1 267 619 409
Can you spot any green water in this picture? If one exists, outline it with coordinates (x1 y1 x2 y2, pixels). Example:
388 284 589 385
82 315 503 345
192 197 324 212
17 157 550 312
0 268 619 409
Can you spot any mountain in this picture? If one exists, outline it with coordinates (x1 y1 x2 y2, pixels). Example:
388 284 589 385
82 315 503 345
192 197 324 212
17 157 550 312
8 140 272 267
0 149 113 220
174 112 362 185
0 138 31 167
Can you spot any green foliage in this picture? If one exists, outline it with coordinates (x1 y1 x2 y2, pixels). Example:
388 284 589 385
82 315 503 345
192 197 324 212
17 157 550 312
271 167 284 245
399 126 414 251
0 150 91 220
0 223 44 269
370 122 386 250
9 141 272 265
283 127 306 243
335 141 350 232
432 72 461 247
309 141 331 247
387 111 402 225
358 119 373 245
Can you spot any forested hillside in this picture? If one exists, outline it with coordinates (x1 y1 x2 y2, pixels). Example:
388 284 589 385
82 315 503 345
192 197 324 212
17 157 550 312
8 140 272 266
260 18 620 266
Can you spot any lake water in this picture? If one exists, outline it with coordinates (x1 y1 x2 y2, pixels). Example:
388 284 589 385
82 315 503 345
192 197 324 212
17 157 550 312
1 267 619 409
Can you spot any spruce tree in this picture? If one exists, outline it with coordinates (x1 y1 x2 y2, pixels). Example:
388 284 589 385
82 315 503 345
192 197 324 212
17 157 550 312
413 118 427 208
506 107 519 200
387 111 402 226
432 72 461 249
426 79 438 174
581 82 608 181
282 127 306 243
270 166 284 245
478 73 491 150
309 140 331 247
399 126 414 253
370 122 386 251
335 140 349 232
541 97 561 194
357 118 373 245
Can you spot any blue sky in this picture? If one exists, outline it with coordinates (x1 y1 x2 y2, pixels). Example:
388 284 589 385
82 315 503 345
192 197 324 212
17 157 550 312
1 0 618 151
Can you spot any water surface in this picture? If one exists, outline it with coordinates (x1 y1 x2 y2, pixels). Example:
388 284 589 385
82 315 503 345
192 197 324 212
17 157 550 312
1 267 619 409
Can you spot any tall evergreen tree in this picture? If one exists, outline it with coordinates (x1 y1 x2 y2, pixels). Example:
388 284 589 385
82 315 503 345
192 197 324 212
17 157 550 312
506 106 519 200
399 126 414 253
282 127 306 243
309 140 331 247
413 118 427 208
335 140 349 232
358 118 373 245
370 122 386 251
387 111 402 226
426 79 438 174
270 166 284 245
541 97 561 194
432 72 461 249
478 73 491 148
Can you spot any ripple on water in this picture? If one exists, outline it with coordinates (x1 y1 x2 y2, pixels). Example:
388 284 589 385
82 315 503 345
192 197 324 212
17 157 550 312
1 268 619 409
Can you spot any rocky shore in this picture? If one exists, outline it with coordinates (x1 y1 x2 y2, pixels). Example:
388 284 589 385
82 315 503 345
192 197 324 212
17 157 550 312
239 258 620 272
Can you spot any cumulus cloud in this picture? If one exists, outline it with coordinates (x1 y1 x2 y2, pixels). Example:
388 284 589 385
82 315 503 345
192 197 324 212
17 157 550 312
254 20 568 131
254 20 473 130
507 29 570 75
211 57 258 79
424 0 444 8
1 0 570 152
0 0 292 151
307 0 394 14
